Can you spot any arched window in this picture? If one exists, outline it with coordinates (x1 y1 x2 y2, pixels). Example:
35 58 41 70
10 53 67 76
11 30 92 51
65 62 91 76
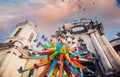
14 28 22 37
28 33 34 42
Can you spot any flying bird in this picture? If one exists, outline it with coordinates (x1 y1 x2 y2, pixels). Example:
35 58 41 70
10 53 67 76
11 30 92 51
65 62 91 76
83 8 86 11
92 2 95 5
79 6 81 9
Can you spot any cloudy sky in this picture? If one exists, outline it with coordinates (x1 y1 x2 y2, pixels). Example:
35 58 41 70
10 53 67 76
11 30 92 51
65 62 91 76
0 0 120 42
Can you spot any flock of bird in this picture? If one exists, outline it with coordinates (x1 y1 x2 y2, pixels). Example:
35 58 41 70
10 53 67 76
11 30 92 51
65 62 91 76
61 0 96 11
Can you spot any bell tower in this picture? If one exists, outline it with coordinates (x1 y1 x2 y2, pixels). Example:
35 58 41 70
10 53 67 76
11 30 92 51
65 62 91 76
0 21 38 77
5 20 38 48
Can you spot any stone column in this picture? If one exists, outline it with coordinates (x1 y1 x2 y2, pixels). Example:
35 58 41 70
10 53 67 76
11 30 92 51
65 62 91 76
90 33 113 74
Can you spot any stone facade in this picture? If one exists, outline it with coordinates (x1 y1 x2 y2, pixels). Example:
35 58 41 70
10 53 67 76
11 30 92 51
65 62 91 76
55 19 120 77
0 21 40 77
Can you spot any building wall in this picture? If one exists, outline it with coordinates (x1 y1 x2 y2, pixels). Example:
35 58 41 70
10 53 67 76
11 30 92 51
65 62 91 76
0 21 39 77
59 19 120 76
0 47 27 77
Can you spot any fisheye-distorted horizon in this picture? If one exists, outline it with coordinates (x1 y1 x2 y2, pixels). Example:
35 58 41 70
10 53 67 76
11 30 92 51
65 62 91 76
0 0 120 42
